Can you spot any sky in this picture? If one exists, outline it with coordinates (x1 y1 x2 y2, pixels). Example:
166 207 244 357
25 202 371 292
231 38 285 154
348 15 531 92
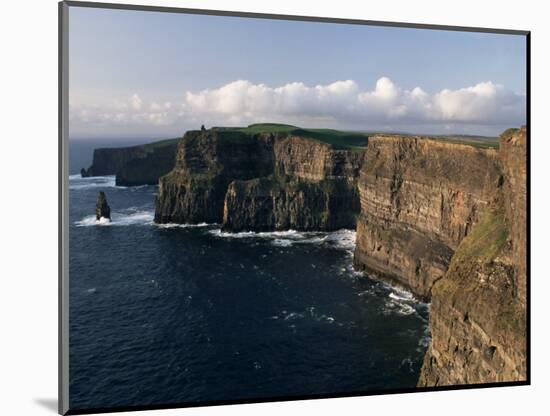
68 6 527 140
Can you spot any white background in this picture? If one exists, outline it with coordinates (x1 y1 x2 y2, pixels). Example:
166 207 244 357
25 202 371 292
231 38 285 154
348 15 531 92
1 0 547 415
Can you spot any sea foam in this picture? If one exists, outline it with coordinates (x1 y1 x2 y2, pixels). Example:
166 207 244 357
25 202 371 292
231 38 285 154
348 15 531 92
74 209 154 227
155 222 214 229
69 175 120 190
208 228 356 253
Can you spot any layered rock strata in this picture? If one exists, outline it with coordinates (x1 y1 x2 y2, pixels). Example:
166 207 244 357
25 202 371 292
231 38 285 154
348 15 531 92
353 135 501 299
154 130 364 230
81 140 178 186
418 127 527 386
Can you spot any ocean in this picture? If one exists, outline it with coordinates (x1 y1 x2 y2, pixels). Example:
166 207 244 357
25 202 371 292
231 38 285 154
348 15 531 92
68 173 430 410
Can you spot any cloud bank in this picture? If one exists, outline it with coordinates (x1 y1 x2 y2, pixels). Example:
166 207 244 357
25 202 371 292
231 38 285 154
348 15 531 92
69 77 526 137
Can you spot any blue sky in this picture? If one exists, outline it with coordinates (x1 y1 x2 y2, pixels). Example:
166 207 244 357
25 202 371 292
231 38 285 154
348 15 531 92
69 6 527 139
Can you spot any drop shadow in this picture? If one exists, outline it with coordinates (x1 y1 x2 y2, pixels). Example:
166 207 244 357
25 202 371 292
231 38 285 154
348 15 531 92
34 398 58 413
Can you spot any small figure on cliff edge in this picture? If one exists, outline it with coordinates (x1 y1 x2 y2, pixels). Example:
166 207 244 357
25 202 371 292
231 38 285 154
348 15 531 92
201 124 206 132
96 191 111 222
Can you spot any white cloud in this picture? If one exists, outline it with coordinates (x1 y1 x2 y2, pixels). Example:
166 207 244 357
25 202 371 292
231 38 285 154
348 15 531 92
69 77 526 136
431 81 524 123
129 93 142 110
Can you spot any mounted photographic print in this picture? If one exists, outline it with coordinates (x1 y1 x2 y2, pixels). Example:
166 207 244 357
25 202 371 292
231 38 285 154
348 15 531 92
59 1 530 414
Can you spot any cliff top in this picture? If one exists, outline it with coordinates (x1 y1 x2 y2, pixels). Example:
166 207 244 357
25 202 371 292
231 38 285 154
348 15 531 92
94 137 180 154
370 133 499 149
191 123 498 150
197 123 370 150
501 125 527 146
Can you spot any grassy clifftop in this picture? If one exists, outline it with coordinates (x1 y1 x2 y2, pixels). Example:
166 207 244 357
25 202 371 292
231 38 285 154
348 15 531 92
201 123 498 150
142 137 180 150
203 123 370 149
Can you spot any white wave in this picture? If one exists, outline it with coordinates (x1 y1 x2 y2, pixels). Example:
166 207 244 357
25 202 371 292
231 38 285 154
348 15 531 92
69 173 111 181
389 288 415 302
208 228 356 253
358 289 375 297
209 229 258 239
155 222 213 229
293 236 327 245
395 303 416 316
74 215 111 227
377 281 427 317
400 357 415 373
324 229 356 251
318 315 335 323
69 175 120 190
117 210 155 226
259 230 304 238
273 308 337 325
209 229 309 241
271 239 293 247
283 312 304 321
382 300 416 316
74 209 154 227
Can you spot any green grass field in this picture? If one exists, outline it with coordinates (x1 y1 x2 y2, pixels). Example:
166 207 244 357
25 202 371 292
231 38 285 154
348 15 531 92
150 123 499 151
209 123 370 149
425 135 499 149
143 138 180 150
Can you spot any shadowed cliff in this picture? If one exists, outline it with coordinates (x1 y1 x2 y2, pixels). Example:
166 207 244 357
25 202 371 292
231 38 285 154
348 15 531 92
81 139 179 186
154 127 365 231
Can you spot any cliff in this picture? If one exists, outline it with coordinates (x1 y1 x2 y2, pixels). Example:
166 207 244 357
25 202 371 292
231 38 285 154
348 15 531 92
115 141 178 186
154 130 275 224
154 127 364 230
81 139 178 186
353 135 500 299
418 126 527 386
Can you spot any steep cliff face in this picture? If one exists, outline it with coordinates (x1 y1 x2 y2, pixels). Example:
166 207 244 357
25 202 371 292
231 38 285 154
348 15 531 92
154 130 364 229
418 127 527 386
273 136 363 181
223 176 359 232
500 127 528 307
115 142 178 186
353 136 500 299
154 130 275 224
81 147 145 177
81 139 178 186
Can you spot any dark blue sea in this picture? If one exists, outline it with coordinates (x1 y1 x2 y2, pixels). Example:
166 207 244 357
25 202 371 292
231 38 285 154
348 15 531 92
68 173 430 411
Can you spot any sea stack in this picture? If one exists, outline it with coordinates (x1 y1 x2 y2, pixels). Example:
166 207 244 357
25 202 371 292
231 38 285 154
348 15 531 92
95 191 111 221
